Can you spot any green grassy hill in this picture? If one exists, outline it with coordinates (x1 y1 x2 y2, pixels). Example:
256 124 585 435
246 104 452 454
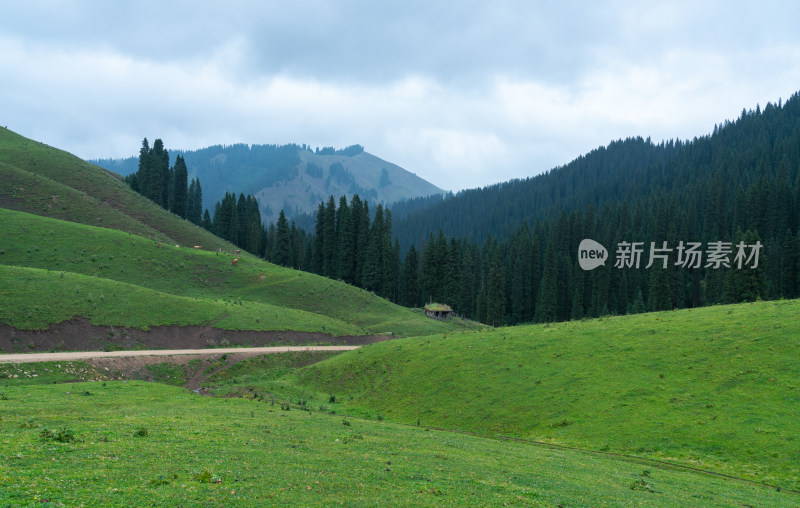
0 264 361 336
0 377 795 506
293 300 800 489
0 207 460 337
0 127 464 339
0 126 230 250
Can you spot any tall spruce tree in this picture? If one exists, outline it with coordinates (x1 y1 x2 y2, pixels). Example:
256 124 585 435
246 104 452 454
336 196 355 283
535 241 558 322
322 196 337 277
171 155 188 218
485 253 506 326
400 244 420 307
362 204 385 293
273 210 291 266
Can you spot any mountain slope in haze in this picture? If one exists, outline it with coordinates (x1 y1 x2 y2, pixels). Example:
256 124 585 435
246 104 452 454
0 127 232 251
94 143 445 224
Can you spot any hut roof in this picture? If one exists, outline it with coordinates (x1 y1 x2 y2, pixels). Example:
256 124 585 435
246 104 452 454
424 303 453 312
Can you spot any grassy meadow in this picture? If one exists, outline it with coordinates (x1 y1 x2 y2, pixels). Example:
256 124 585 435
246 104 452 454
0 376 796 506
0 207 462 337
0 264 362 336
1 126 798 505
292 300 800 490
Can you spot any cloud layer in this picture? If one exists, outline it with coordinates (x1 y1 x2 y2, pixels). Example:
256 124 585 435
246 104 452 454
2 1 800 190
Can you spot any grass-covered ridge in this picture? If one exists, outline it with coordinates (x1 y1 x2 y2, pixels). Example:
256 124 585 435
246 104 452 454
0 379 795 506
0 208 461 337
294 300 800 489
0 127 230 250
0 265 362 335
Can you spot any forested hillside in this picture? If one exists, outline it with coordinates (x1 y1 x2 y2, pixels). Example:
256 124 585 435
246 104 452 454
277 92 800 326
382 93 800 324
392 96 800 250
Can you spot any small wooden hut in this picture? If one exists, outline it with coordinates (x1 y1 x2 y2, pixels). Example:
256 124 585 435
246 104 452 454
424 303 453 320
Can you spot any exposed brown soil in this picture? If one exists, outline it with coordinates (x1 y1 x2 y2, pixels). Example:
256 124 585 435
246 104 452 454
0 318 391 354
84 350 334 391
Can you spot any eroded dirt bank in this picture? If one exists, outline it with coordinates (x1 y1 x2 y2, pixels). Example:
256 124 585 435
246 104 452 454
0 318 391 353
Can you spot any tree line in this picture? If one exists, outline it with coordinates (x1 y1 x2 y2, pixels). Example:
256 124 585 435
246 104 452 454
126 90 800 326
124 138 203 225
267 93 800 325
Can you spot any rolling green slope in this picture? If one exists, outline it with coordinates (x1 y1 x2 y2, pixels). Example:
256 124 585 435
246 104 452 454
0 379 796 506
294 300 800 489
0 127 230 251
0 208 461 337
0 265 361 335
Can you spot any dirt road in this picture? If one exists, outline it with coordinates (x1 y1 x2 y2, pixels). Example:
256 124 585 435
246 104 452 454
0 345 361 363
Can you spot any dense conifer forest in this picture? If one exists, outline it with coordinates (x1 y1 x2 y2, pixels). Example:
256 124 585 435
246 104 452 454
126 92 800 326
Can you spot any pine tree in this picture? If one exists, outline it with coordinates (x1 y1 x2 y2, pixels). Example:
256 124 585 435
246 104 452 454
336 196 355 283
312 202 325 275
629 289 646 314
236 194 248 248
353 197 370 287
485 254 506 326
323 196 337 277
290 222 304 268
724 229 767 303
420 232 440 303
362 204 385 292
570 265 584 320
400 245 421 307
243 195 262 255
387 238 401 302
273 210 291 266
781 230 798 298
535 241 557 322
201 209 212 231
171 155 188 218
192 179 203 225
458 246 477 319
441 238 460 306
135 138 150 197
530 230 542 318
213 193 238 244
381 210 398 300
187 179 197 223
149 139 168 207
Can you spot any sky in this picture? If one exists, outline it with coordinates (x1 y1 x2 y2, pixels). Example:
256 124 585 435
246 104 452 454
3 1 800 192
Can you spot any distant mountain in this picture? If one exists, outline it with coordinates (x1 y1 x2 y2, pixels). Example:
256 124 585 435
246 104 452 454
93 143 444 225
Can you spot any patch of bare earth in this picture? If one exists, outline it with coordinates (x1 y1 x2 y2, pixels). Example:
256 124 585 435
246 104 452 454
0 317 390 353
85 351 259 390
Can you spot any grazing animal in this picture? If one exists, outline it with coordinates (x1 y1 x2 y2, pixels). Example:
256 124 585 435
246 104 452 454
193 245 202 249
234 249 241 254
231 258 239 266
157 242 163 248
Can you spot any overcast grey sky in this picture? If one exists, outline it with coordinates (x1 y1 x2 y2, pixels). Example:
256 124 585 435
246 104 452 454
2 1 800 191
